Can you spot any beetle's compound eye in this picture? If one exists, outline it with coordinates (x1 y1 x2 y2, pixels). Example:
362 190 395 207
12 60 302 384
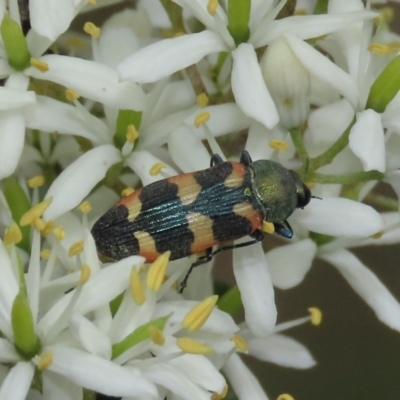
297 183 311 209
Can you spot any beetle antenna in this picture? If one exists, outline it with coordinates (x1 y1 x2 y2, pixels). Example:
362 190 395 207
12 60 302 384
311 195 322 200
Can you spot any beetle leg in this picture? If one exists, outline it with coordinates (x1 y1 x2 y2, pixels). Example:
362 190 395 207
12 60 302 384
210 154 224 166
211 230 264 256
240 150 253 166
179 248 213 293
273 220 293 239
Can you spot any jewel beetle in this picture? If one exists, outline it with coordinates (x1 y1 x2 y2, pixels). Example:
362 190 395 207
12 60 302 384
91 151 312 289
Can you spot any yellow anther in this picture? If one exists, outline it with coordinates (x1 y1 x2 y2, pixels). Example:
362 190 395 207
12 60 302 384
367 42 400 55
231 335 248 352
269 140 288 151
262 221 275 234
207 0 219 16
30 58 49 72
371 231 384 239
374 7 394 26
121 187 135 197
20 198 53 227
3 222 22 245
277 395 294 400
87 0 96 4
177 337 214 354
146 251 171 292
78 201 92 214
41 220 55 237
194 111 210 128
294 8 307 15
80 264 91 284
130 269 146 305
27 175 45 188
65 89 80 101
308 307 322 326
37 351 53 370
197 92 209 108
148 325 165 345
69 240 84 257
40 249 51 259
183 295 218 332
66 37 86 48
126 125 139 143
173 31 185 38
149 162 166 176
212 385 228 400
83 22 100 39
53 226 65 241
33 217 46 231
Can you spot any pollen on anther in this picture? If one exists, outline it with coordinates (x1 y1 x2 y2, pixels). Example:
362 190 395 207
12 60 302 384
277 394 295 400
183 295 218 332
69 240 84 257
30 58 49 72
231 335 248 352
148 325 165 345
176 337 214 354
269 140 289 151
197 92 209 108
78 201 92 214
80 264 91 284
20 198 53 227
3 223 22 245
126 125 139 143
40 249 51 259
207 0 219 16
308 307 322 326
195 111 210 128
33 217 46 231
83 22 101 38
65 89 80 101
28 175 45 188
367 42 400 55
37 351 53 370
130 269 146 305
146 251 171 292
121 187 135 197
149 162 166 176
53 226 65 241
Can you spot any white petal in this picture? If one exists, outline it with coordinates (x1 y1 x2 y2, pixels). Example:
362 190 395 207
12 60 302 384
268 239 317 289
349 109 385 172
249 334 316 368
25 55 145 110
47 346 158 398
233 240 277 337
0 88 36 110
223 353 269 400
69 313 112 359
125 150 178 186
0 339 19 363
118 31 226 82
43 145 121 220
30 0 75 41
284 34 358 108
168 125 210 172
321 250 400 331
231 43 279 130
0 111 25 180
253 11 377 47
142 363 211 400
293 197 384 237
43 371 83 400
0 362 34 400
24 96 109 145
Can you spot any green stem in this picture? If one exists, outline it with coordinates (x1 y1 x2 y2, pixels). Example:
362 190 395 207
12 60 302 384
309 170 384 185
289 127 309 163
364 193 399 211
159 0 185 33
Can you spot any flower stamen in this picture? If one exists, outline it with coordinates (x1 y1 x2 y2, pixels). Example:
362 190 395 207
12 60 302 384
195 111 210 128
149 162 166 176
83 22 100 39
176 337 214 354
183 295 218 332
27 175 45 188
130 269 146 305
69 240 84 257
146 251 171 292
37 351 53 370
30 58 49 72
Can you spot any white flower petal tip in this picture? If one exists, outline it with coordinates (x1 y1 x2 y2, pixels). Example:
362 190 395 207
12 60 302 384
117 30 226 83
268 239 317 289
349 110 385 173
294 197 384 238
233 239 277 337
248 334 316 369
231 43 279 130
43 145 121 220
321 250 400 332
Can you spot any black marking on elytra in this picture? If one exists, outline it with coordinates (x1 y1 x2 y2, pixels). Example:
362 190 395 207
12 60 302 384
92 162 264 261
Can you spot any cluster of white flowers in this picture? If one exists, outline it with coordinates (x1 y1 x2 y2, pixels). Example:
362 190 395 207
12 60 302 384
0 0 400 399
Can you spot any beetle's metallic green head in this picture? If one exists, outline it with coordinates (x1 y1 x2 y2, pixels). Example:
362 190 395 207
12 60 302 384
251 160 311 222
